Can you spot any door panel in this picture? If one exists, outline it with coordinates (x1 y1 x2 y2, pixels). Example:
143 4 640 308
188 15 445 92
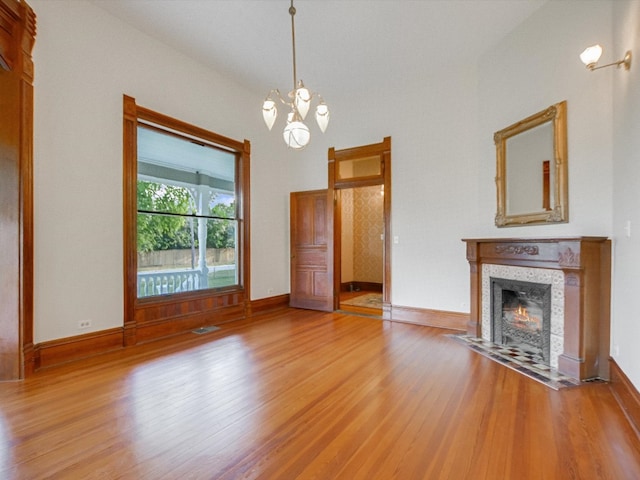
290 190 333 311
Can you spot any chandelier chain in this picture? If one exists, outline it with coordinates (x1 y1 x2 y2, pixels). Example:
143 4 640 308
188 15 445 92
290 0 298 90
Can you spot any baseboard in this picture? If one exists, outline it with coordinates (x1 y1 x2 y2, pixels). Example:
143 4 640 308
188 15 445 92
133 304 245 344
390 305 468 331
609 357 640 438
31 294 291 372
31 297 468 372
340 282 383 293
248 294 290 315
35 327 124 371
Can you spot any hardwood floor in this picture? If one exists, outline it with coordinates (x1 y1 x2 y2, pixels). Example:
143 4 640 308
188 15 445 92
1 308 639 479
339 290 383 316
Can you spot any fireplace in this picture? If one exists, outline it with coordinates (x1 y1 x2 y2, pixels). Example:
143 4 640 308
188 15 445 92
491 277 551 365
463 237 611 380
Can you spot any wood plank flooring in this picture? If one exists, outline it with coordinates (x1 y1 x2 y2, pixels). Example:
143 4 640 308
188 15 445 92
339 290 383 316
1 308 639 479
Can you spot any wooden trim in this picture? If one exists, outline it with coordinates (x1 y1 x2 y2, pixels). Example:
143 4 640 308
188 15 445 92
122 95 138 344
241 140 251 315
34 328 124 371
463 237 611 380
0 0 36 379
19 0 36 377
134 304 245 344
609 358 640 438
136 105 245 153
32 294 292 371
330 137 391 316
248 294 290 315
382 137 392 315
134 289 246 341
391 305 468 331
122 96 251 346
340 282 383 293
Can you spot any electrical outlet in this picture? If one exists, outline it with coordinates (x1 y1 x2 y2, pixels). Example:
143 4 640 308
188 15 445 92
78 320 92 329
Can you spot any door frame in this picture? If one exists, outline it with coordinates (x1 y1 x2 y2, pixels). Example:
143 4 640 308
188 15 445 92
0 0 36 379
328 137 391 318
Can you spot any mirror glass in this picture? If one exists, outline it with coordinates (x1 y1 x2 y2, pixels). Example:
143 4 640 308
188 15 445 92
495 101 568 227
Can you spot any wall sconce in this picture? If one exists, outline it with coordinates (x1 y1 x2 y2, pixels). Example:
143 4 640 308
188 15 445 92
580 44 632 71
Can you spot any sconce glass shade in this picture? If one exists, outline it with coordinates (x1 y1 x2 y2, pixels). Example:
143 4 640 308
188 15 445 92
283 120 310 149
315 102 330 133
262 99 278 131
580 44 603 67
294 85 311 120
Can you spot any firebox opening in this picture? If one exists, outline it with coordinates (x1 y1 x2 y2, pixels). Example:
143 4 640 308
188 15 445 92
491 278 551 365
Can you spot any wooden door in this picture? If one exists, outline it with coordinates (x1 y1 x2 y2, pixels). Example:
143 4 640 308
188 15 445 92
0 0 36 379
289 190 333 311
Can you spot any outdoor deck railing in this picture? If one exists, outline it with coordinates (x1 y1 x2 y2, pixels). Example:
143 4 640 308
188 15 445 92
137 268 205 297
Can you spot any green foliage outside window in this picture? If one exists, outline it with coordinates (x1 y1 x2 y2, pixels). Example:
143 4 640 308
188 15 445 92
137 181 236 253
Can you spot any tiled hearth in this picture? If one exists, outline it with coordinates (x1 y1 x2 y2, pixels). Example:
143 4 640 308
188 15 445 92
463 237 611 381
449 334 583 389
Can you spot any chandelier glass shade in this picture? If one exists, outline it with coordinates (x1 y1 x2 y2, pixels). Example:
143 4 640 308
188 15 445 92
262 0 329 149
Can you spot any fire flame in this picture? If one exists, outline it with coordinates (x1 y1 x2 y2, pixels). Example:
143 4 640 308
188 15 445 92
508 304 542 331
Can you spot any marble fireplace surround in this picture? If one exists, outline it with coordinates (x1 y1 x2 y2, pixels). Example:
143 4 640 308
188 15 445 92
463 237 611 381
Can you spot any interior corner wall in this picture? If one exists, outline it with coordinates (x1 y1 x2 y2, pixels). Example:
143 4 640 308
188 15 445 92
611 0 640 389
30 0 287 342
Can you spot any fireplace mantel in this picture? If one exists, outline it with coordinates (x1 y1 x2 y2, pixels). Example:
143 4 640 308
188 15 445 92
462 237 611 380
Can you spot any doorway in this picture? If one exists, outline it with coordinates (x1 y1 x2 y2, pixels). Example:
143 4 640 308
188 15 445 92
337 186 384 316
329 137 391 318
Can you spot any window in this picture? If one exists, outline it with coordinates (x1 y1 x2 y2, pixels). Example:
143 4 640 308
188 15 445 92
123 96 250 336
136 125 239 297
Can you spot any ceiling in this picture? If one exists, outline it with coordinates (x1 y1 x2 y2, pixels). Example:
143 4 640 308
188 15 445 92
90 0 548 103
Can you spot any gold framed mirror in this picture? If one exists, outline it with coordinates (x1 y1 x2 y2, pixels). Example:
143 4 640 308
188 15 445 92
494 100 568 227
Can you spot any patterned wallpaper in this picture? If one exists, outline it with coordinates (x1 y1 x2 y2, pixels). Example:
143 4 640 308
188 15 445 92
341 189 354 281
341 185 383 284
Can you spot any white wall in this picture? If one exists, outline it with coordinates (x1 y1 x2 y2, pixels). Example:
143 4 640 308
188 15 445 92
478 0 614 239
31 0 288 342
611 0 640 388
326 68 482 312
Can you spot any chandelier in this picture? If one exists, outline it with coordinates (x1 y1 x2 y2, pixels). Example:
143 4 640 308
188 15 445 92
261 0 329 149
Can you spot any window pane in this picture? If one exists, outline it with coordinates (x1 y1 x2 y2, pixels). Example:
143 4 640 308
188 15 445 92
136 124 240 299
137 213 238 298
210 192 236 218
137 180 196 215
337 155 381 180
137 125 236 202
